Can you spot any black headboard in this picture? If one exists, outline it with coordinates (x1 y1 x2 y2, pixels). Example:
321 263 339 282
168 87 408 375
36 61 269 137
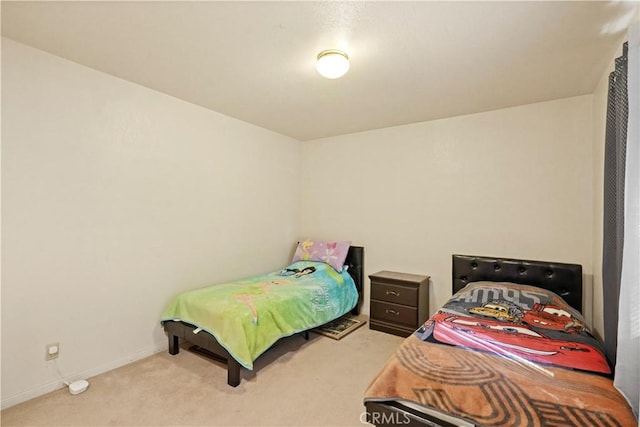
345 246 364 315
452 254 583 313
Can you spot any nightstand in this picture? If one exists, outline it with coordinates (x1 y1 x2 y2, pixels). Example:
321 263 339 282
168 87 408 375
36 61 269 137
369 271 430 337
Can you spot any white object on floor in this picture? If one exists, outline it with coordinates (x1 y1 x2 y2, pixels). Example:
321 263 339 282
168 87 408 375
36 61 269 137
68 380 89 395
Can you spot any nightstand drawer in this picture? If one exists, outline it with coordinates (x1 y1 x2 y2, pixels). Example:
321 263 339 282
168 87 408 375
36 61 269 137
370 282 418 306
370 300 417 326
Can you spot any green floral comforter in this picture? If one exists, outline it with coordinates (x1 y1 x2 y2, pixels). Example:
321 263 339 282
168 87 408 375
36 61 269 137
160 260 358 369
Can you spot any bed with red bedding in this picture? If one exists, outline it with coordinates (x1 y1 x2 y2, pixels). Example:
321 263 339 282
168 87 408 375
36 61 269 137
363 254 636 426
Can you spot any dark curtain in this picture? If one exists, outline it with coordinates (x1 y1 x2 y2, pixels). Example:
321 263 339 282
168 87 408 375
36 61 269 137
602 42 628 368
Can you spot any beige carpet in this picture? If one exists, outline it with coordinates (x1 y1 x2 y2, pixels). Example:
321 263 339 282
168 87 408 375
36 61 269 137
1 325 404 426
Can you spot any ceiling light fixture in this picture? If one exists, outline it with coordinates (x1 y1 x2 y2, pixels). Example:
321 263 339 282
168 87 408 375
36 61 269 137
316 49 350 79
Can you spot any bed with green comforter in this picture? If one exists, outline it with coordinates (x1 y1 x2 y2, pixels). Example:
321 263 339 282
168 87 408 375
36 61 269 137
161 260 359 372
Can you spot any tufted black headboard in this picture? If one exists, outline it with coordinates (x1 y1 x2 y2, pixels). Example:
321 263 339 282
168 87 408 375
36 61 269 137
452 254 583 313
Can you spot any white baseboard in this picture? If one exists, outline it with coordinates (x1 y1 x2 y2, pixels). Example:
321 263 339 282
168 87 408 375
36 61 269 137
1 342 168 410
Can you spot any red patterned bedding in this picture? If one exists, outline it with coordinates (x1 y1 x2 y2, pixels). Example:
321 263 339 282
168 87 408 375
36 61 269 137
364 282 636 426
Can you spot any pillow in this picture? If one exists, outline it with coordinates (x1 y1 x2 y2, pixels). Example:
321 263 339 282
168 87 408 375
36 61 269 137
292 239 351 273
453 281 591 335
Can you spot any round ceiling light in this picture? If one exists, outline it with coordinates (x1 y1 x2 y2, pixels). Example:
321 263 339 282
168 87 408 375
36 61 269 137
316 49 350 79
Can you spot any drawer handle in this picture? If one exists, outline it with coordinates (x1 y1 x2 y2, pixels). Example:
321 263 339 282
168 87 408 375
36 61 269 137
386 290 400 297
385 309 400 316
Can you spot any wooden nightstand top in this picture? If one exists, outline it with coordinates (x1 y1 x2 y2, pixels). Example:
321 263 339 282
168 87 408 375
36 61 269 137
369 270 429 284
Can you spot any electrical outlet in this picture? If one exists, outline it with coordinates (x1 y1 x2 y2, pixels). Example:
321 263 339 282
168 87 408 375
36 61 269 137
45 342 59 361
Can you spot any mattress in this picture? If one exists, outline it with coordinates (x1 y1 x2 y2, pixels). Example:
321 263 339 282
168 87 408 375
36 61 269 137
364 281 636 426
161 260 358 369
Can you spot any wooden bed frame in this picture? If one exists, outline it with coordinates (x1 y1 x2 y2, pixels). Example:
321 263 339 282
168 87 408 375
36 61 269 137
365 253 584 427
163 245 364 387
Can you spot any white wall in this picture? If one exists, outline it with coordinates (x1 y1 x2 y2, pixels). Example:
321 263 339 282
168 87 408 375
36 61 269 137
300 96 595 321
1 38 300 408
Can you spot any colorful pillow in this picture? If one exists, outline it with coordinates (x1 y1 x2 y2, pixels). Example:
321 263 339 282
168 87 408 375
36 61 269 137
292 239 351 273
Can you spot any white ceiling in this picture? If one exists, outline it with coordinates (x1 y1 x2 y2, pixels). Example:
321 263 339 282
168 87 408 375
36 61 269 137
2 1 638 141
